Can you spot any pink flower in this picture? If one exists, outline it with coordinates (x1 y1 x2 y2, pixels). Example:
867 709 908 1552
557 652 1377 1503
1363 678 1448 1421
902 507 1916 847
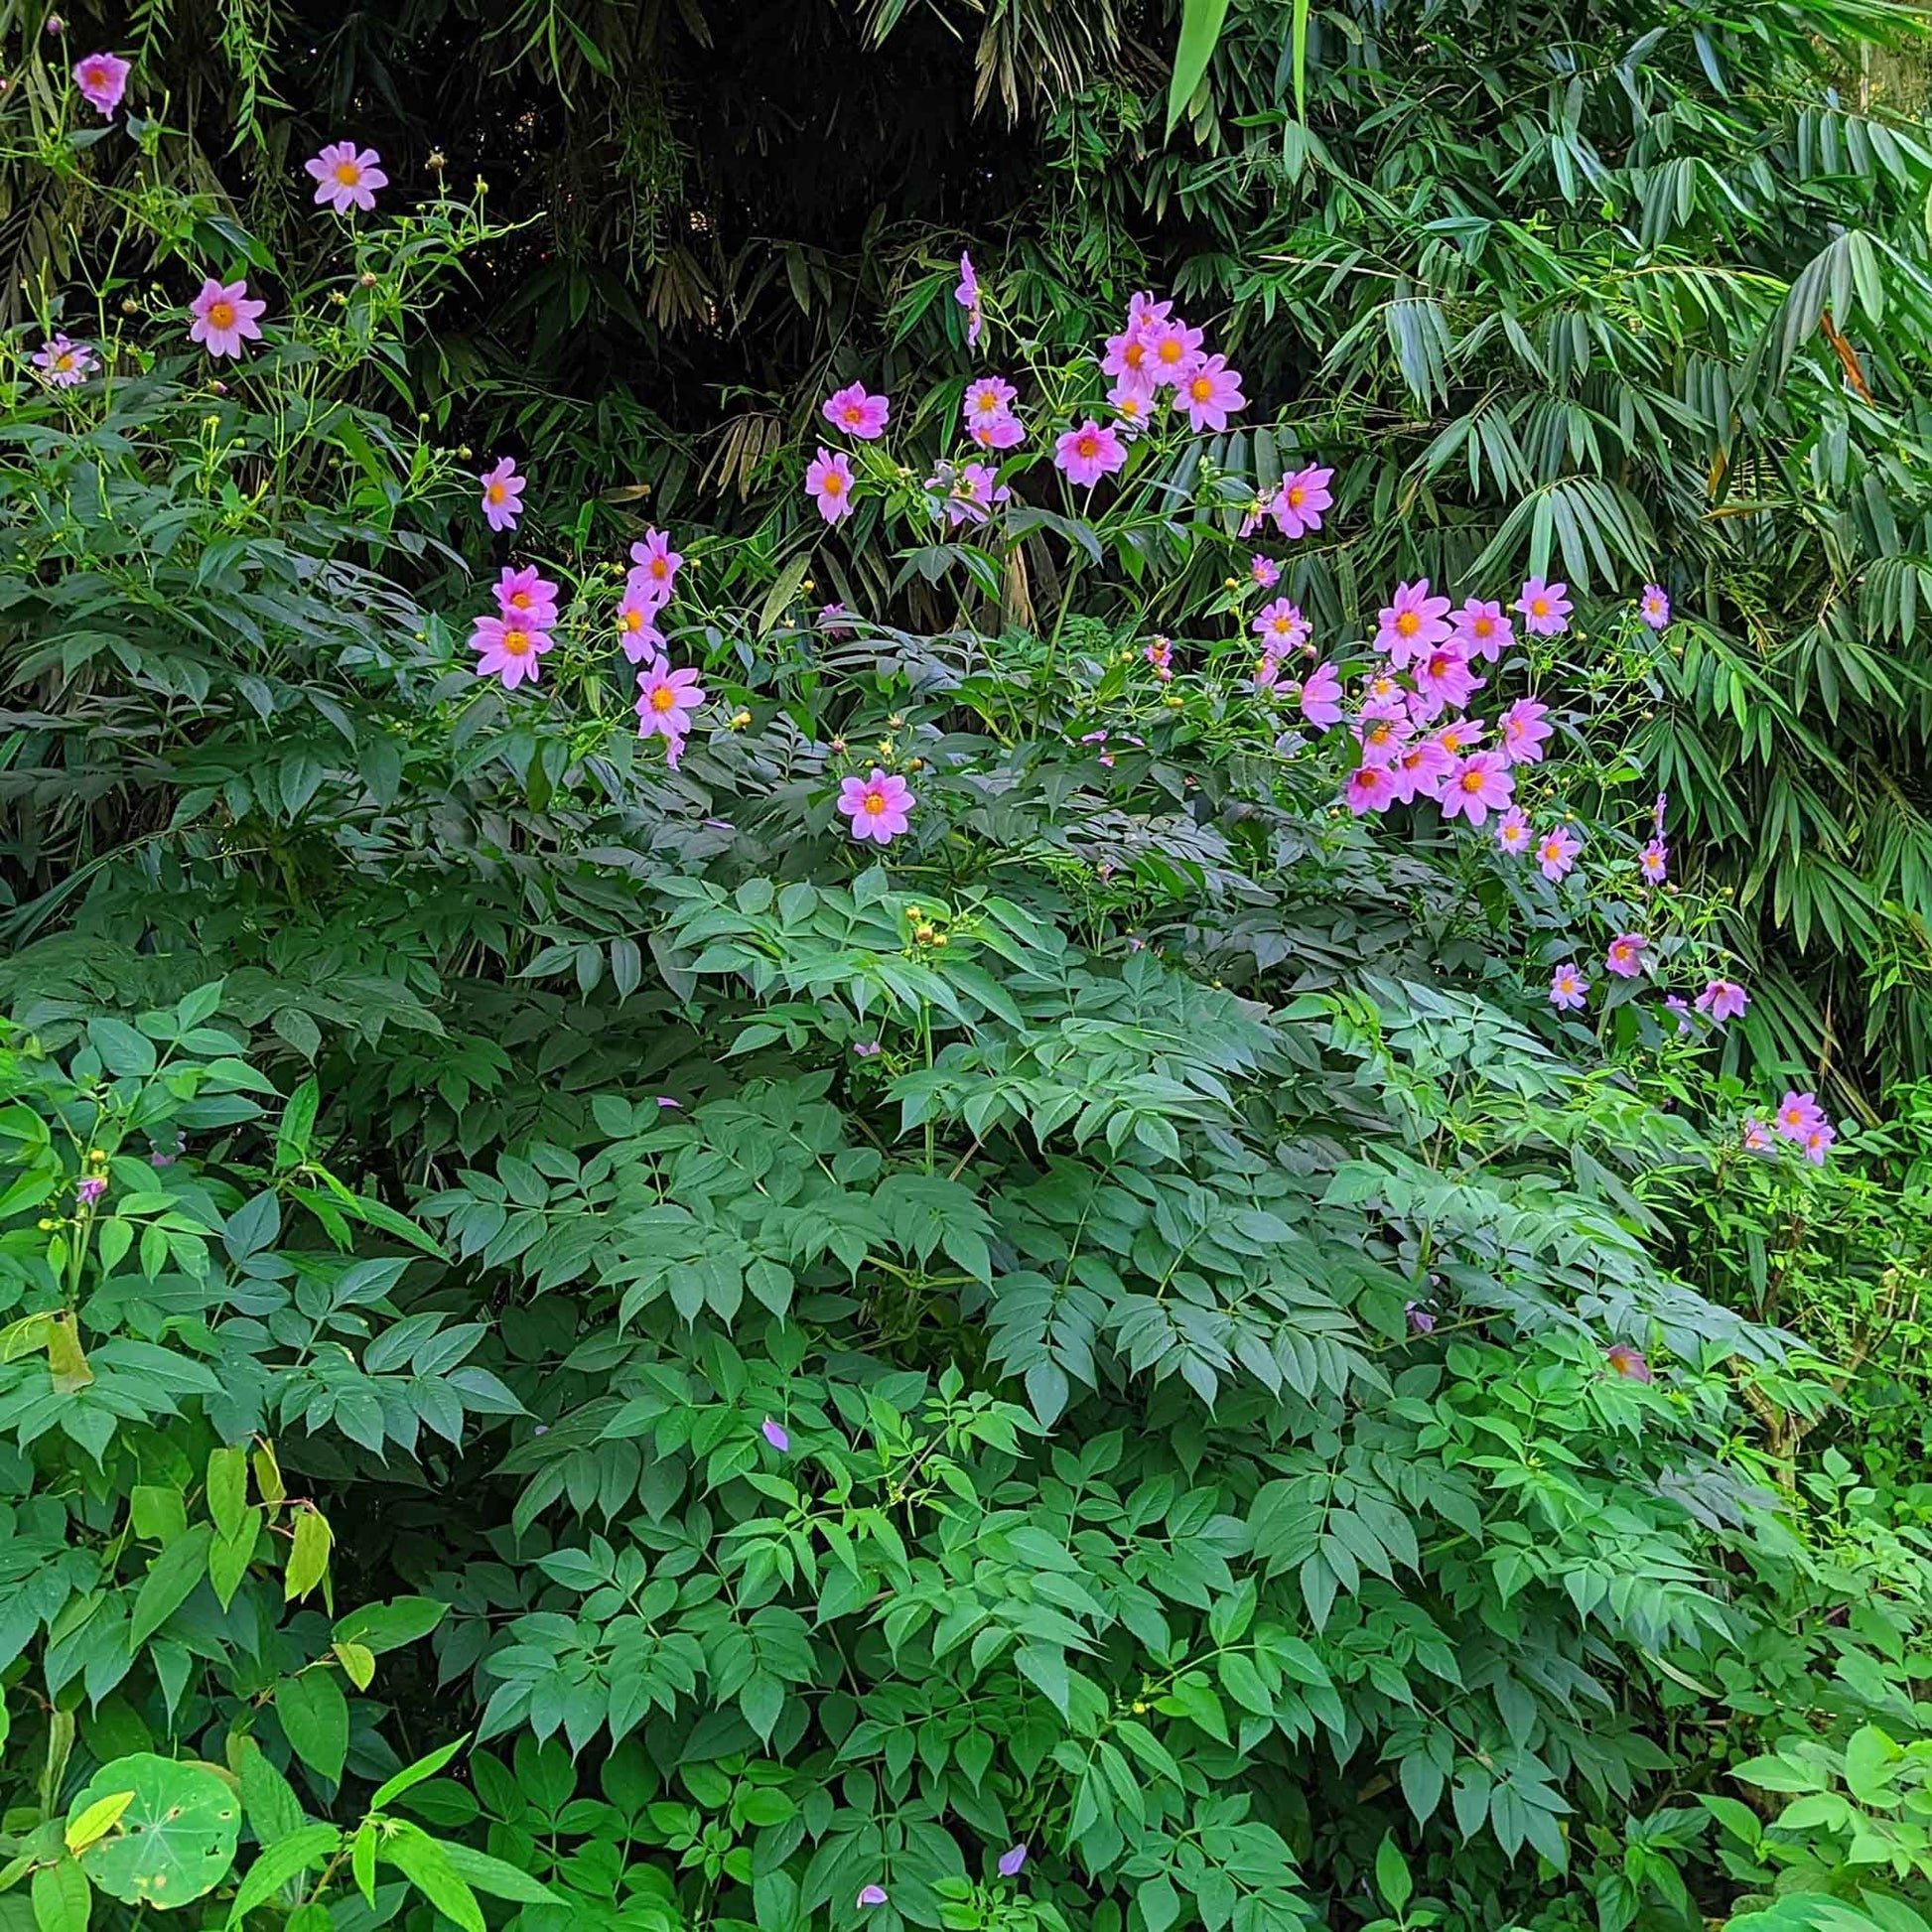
494 565 559 629
998 1847 1028 1878
1406 1302 1437 1335
1054 419 1126 487
1175 354 1245 432
471 614 553 690
859 1887 890 1910
1665 995 1693 1035
616 596 665 664
806 447 856 523
1697 978 1748 1024
1451 598 1513 662
963 376 1017 432
1362 670 1404 708
188 277 266 359
1126 290 1173 331
31 334 95 387
1742 1116 1773 1154
969 411 1025 452
1495 809 1531 856
75 1174 107 1206
1605 1344 1652 1383
1440 752 1515 826
1389 736 1452 803
1346 763 1396 815
1774 1091 1826 1143
1102 320 1156 386
1413 642 1481 711
823 382 891 441
1514 576 1573 636
305 141 387 214
1355 705 1410 766
635 659 707 753
761 1418 790 1451
1499 697 1553 765
1143 316 1205 387
930 461 1009 527
1253 599 1310 653
1376 580 1453 667
1272 466 1333 540
629 529 683 604
1804 1123 1836 1166
1639 838 1668 885
1535 825 1581 882
1604 932 1648 979
853 1039 882 1058
955 252 983 347
1250 555 1280 589
72 50 129 116
1108 382 1155 437
1145 637 1173 682
479 457 526 533
1435 716 1485 759
1549 964 1588 1011
1639 583 1672 630
1299 662 1344 727
819 602 853 635
839 768 914 844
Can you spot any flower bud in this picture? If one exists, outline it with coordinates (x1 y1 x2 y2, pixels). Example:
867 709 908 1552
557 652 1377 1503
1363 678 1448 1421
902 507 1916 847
359 271 378 288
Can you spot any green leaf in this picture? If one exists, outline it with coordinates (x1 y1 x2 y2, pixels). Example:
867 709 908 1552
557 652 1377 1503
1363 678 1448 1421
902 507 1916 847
332 1596 448 1656
205 1447 249 1541
1375 1834 1414 1914
369 1736 469 1813
275 1673 348 1786
439 1842 558 1904
67 1755 239 1909
223 1825 341 1925
128 1525 213 1651
1165 0 1229 133
31 1860 89 1932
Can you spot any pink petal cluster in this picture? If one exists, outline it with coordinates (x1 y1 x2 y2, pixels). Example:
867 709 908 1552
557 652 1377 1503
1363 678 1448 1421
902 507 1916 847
1499 698 1552 765
1175 353 1245 433
31 334 96 387
1549 963 1589 1011
1439 752 1515 827
628 529 683 610
1535 825 1582 881
1495 809 1532 856
1639 838 1668 885
1250 555 1281 589
1271 465 1333 540
1604 932 1648 979
1101 290 1245 436
188 277 266 359
1639 584 1672 630
955 252 983 348
806 447 856 523
1054 419 1127 487
928 461 1010 527
1452 598 1513 662
471 614 554 690
822 382 891 441
480 457 526 532
495 565 559 630
1376 581 1453 667
635 657 707 766
73 51 130 116
1697 978 1748 1024
838 768 914 845
1773 1090 1833 1164
1514 576 1573 636
305 141 386 214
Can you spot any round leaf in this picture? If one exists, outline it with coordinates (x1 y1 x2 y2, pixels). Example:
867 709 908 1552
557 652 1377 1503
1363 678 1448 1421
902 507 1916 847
68 1753 240 1908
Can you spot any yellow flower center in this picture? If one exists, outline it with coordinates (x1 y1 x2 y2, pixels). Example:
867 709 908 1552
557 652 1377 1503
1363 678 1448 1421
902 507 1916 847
1077 436 1098 458
621 610 642 632
1124 342 1146 369
822 471 844 495
1473 617 1493 636
509 591 532 609
334 161 362 186
1396 612 1420 636
1531 597 1549 616
1288 486 1305 507
863 791 887 815
55 353 73 371
1460 770 1484 792
208 302 235 330
650 686 677 713
843 405 863 424
1189 376 1213 402
1157 339 1183 364
486 482 506 503
502 628 532 655
650 558 669 579
1120 397 1142 418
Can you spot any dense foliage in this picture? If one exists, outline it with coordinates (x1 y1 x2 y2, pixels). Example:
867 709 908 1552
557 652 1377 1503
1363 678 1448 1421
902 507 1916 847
4 7 1932 1932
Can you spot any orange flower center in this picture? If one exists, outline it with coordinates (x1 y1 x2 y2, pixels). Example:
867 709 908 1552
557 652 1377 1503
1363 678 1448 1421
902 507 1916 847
503 628 532 655
822 471 844 495
843 406 863 424
863 791 887 815
650 686 677 713
1188 376 1213 402
1531 597 1550 616
1123 342 1146 368
1077 436 1098 458
1473 617 1493 636
1288 486 1305 507
334 161 362 185
486 482 506 503
650 558 669 578
509 591 532 609
208 302 235 330
1396 612 1419 636
55 353 73 370
1157 339 1183 364
621 611 642 632
1460 770 1484 792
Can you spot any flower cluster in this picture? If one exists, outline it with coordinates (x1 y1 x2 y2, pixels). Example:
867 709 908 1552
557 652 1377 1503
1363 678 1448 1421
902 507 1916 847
470 566 558 691
1100 289 1245 437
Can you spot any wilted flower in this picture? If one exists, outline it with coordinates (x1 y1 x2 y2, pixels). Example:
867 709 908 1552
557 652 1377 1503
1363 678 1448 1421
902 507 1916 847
1514 576 1573 636
72 50 130 116
1604 933 1648 978
998 1846 1029 1878
1054 419 1126 486
760 1417 790 1451
479 457 526 532
1549 963 1588 1011
1250 555 1281 589
1376 580 1452 667
822 382 891 441
839 768 914 844
1697 978 1748 1024
1639 583 1672 629
1405 1302 1436 1335
1604 1343 1652 1382
305 141 387 213
75 1174 106 1206
1665 995 1693 1035
819 602 853 635
1536 825 1582 882
31 334 96 387
806 447 856 523
955 251 982 347
189 277 266 359
858 1886 890 1910
471 614 552 689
